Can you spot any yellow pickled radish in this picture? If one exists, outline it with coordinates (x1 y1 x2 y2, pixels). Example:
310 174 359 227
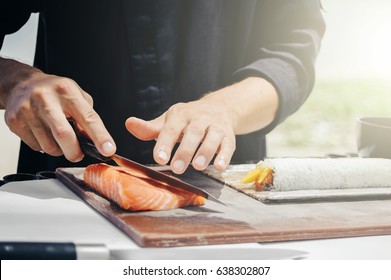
240 167 262 183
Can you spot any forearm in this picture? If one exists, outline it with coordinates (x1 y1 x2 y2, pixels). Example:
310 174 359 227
0 57 41 108
201 77 279 135
233 1 325 129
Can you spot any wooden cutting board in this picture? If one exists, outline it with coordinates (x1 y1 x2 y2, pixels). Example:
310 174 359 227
56 167 391 247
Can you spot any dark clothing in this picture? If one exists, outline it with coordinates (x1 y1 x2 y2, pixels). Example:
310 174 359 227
0 0 325 173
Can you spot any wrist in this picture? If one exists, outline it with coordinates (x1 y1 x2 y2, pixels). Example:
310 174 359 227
202 77 279 135
0 57 42 108
235 77 279 134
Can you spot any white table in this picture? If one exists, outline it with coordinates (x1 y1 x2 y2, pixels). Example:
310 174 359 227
1 179 390 260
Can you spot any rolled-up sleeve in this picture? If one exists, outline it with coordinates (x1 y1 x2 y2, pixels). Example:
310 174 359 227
0 0 40 49
234 0 325 133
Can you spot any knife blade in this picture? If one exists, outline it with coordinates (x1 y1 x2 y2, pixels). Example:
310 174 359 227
70 120 225 205
111 154 225 205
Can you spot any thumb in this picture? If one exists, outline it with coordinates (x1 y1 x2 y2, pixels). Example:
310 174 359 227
125 116 165 141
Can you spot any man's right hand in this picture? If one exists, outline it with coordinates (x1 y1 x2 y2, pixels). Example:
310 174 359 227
0 58 116 162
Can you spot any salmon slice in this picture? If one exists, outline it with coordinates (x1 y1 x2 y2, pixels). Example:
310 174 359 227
83 163 206 211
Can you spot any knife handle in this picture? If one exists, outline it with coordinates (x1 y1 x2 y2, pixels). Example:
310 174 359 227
69 119 112 162
0 242 77 260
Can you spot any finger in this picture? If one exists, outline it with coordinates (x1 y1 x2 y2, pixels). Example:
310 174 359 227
34 91 83 160
5 113 42 152
65 90 116 157
153 117 187 166
28 119 63 157
15 126 42 152
21 104 64 156
44 111 84 161
170 122 208 174
6 107 61 155
125 116 164 141
192 125 226 170
213 135 236 171
81 91 94 106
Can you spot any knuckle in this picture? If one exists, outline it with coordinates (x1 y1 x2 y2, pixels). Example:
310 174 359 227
163 125 181 137
199 143 217 155
18 101 31 115
209 124 225 135
83 110 100 124
185 123 205 138
30 89 52 114
177 145 195 158
30 87 47 103
52 126 72 140
167 103 184 116
54 78 82 104
82 92 93 106
55 77 75 94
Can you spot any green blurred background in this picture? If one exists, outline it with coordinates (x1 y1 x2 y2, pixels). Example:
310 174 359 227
267 0 391 157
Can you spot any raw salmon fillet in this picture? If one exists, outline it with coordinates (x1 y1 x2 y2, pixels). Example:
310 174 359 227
83 163 206 211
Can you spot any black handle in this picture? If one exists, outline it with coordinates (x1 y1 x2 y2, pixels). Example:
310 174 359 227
0 242 77 260
69 119 111 162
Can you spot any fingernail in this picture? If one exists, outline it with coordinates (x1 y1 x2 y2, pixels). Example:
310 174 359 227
194 155 206 168
217 158 226 169
102 141 115 154
173 159 185 173
158 149 169 161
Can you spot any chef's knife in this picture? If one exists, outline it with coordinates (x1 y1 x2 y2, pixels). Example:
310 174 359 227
70 120 225 205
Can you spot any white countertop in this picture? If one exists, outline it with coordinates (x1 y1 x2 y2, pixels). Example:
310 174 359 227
1 179 390 260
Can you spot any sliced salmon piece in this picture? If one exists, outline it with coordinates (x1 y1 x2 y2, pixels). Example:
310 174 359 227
83 163 206 211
